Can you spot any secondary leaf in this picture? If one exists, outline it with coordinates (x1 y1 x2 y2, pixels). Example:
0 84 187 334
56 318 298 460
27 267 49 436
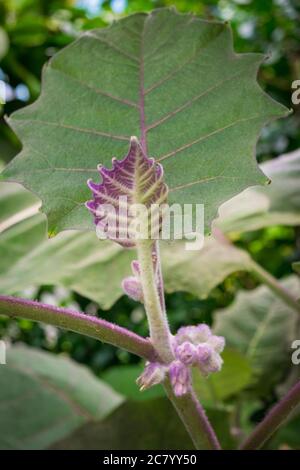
0 345 123 449
270 415 300 450
50 397 194 450
50 397 234 450
216 149 300 233
162 237 252 298
2 8 287 234
193 348 253 405
0 181 41 232
214 276 299 392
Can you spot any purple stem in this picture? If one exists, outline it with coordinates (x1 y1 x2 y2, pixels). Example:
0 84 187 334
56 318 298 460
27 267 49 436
0 295 157 361
240 380 300 449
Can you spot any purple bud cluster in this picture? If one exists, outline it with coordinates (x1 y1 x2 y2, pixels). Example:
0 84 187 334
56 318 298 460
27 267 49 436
174 324 225 377
136 324 225 397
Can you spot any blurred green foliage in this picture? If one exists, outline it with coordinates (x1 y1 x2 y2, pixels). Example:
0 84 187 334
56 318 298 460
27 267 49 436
0 0 299 449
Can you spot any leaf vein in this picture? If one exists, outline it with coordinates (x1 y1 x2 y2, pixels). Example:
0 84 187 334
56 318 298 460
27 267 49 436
86 32 140 65
51 66 139 108
14 118 130 142
144 25 225 95
146 69 249 132
169 175 238 192
158 115 260 162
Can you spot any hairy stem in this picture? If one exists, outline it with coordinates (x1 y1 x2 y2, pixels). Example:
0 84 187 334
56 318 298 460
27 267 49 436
153 240 166 314
249 259 300 314
137 239 221 449
240 380 300 449
164 378 221 450
136 239 174 362
0 295 156 361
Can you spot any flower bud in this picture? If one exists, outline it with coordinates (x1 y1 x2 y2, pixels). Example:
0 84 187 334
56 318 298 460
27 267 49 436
136 362 166 391
207 335 225 354
122 276 143 302
169 360 191 396
175 341 197 366
196 343 213 363
194 324 211 343
198 349 223 376
176 324 211 345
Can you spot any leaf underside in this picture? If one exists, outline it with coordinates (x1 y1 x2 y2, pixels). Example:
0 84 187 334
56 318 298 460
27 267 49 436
216 149 300 233
2 8 287 235
214 276 299 392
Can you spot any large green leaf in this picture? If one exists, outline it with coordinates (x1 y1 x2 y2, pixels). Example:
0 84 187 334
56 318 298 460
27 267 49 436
217 149 300 233
214 276 299 392
0 182 252 308
2 8 287 234
0 345 123 449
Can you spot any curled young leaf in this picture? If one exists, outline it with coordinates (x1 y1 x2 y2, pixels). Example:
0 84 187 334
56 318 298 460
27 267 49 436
86 136 168 247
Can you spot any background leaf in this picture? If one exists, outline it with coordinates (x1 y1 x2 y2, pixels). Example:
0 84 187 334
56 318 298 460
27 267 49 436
2 8 287 234
0 344 123 449
50 396 234 450
217 149 300 233
214 276 299 393
0 181 41 231
193 348 253 405
0 182 253 308
50 397 194 450
162 237 252 298
102 364 165 401
270 415 300 450
293 262 300 276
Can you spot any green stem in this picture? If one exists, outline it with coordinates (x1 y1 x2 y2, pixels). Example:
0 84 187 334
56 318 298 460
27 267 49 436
249 259 300 314
164 378 221 450
136 239 174 363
